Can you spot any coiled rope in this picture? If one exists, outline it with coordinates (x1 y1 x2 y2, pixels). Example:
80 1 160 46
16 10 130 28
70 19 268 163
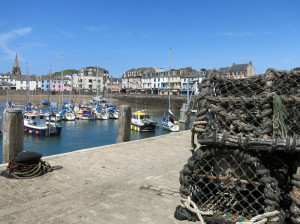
181 195 280 224
180 196 213 224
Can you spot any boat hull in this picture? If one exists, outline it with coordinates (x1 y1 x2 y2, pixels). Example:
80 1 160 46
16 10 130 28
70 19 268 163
24 125 62 136
162 122 179 132
131 124 156 132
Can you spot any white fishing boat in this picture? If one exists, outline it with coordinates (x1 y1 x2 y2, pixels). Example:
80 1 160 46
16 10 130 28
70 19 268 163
161 48 179 132
131 111 157 131
23 112 62 136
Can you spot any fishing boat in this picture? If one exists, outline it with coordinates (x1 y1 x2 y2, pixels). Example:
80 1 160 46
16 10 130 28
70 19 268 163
161 48 179 132
23 112 62 136
131 111 157 131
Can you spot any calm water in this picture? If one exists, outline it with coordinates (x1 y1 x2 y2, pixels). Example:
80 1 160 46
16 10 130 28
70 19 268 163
0 99 182 162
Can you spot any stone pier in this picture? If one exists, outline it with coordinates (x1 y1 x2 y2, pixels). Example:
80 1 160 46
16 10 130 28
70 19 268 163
0 131 195 224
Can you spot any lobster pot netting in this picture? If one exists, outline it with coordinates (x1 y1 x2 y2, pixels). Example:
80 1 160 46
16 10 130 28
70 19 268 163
192 68 300 152
175 146 289 223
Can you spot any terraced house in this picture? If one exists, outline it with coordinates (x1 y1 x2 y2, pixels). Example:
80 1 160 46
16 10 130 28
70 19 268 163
122 68 151 94
122 67 201 95
220 61 255 79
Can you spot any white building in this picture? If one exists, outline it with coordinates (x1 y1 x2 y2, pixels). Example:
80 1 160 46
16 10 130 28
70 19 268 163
72 74 103 93
16 75 39 91
180 70 207 95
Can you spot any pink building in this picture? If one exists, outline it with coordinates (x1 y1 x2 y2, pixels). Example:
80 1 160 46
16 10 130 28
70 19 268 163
52 77 72 92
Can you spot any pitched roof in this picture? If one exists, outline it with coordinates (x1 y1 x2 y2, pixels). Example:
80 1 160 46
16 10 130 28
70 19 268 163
182 71 205 78
229 63 248 72
219 67 230 74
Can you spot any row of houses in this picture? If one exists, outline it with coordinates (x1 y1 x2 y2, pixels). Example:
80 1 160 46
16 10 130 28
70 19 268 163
0 55 255 96
120 62 255 95
121 67 207 95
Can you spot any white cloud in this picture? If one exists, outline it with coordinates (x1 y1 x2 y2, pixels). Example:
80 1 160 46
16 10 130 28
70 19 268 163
0 27 31 58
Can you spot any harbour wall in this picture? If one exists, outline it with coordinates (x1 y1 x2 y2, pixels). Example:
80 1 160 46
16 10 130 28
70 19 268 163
110 94 188 110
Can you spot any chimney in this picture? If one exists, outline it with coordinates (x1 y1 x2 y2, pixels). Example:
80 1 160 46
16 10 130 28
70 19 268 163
249 61 252 65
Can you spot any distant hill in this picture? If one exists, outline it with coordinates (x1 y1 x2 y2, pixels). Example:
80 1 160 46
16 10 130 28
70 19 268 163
54 69 77 76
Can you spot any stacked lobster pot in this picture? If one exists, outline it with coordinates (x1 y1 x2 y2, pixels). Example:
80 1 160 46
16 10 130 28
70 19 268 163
175 68 300 224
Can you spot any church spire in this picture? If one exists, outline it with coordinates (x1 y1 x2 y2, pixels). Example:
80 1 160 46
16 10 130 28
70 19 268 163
12 53 21 78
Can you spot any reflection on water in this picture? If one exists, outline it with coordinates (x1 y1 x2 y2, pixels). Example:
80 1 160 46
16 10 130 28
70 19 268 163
0 100 184 162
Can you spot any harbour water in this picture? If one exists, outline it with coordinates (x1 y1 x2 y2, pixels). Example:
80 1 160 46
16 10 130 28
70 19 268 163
0 99 183 162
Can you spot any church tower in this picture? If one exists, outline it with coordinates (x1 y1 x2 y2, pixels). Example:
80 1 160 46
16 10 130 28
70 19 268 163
12 54 21 78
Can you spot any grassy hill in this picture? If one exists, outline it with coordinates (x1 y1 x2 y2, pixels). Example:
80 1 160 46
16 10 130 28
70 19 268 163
54 69 77 76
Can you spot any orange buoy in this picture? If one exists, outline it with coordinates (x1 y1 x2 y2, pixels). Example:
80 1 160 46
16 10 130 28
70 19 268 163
35 131 39 135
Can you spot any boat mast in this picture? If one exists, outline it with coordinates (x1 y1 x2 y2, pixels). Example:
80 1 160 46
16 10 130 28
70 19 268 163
96 67 99 105
49 65 52 103
26 62 30 107
61 54 64 105
168 48 171 111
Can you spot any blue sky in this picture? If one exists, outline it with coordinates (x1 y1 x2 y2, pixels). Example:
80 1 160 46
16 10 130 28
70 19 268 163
0 0 299 77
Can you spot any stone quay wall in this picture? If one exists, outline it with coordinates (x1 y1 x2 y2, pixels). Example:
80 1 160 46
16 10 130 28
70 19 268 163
110 93 187 110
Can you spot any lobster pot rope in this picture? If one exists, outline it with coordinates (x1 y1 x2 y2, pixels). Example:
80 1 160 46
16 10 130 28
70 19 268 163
175 146 286 223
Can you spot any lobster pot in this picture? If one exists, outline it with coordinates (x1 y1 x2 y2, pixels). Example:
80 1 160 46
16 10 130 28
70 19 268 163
175 146 284 223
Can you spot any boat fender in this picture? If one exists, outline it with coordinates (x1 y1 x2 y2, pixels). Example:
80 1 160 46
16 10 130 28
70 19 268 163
36 131 40 135
24 128 28 132
29 130 33 134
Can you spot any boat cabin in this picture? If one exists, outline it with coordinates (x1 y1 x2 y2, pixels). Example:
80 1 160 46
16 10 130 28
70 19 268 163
132 111 151 120
24 113 47 127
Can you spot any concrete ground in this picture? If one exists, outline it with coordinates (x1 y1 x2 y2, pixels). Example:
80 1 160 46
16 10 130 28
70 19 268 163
0 131 195 224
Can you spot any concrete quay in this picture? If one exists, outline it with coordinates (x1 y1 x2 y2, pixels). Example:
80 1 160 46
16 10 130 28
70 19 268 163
0 131 195 224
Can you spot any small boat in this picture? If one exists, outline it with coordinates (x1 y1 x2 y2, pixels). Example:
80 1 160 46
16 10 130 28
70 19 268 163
162 110 179 132
131 111 157 131
61 110 76 121
6 101 15 108
61 103 76 121
23 112 62 136
107 105 119 119
94 105 109 120
45 102 62 122
162 49 179 132
42 100 50 106
80 109 96 120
